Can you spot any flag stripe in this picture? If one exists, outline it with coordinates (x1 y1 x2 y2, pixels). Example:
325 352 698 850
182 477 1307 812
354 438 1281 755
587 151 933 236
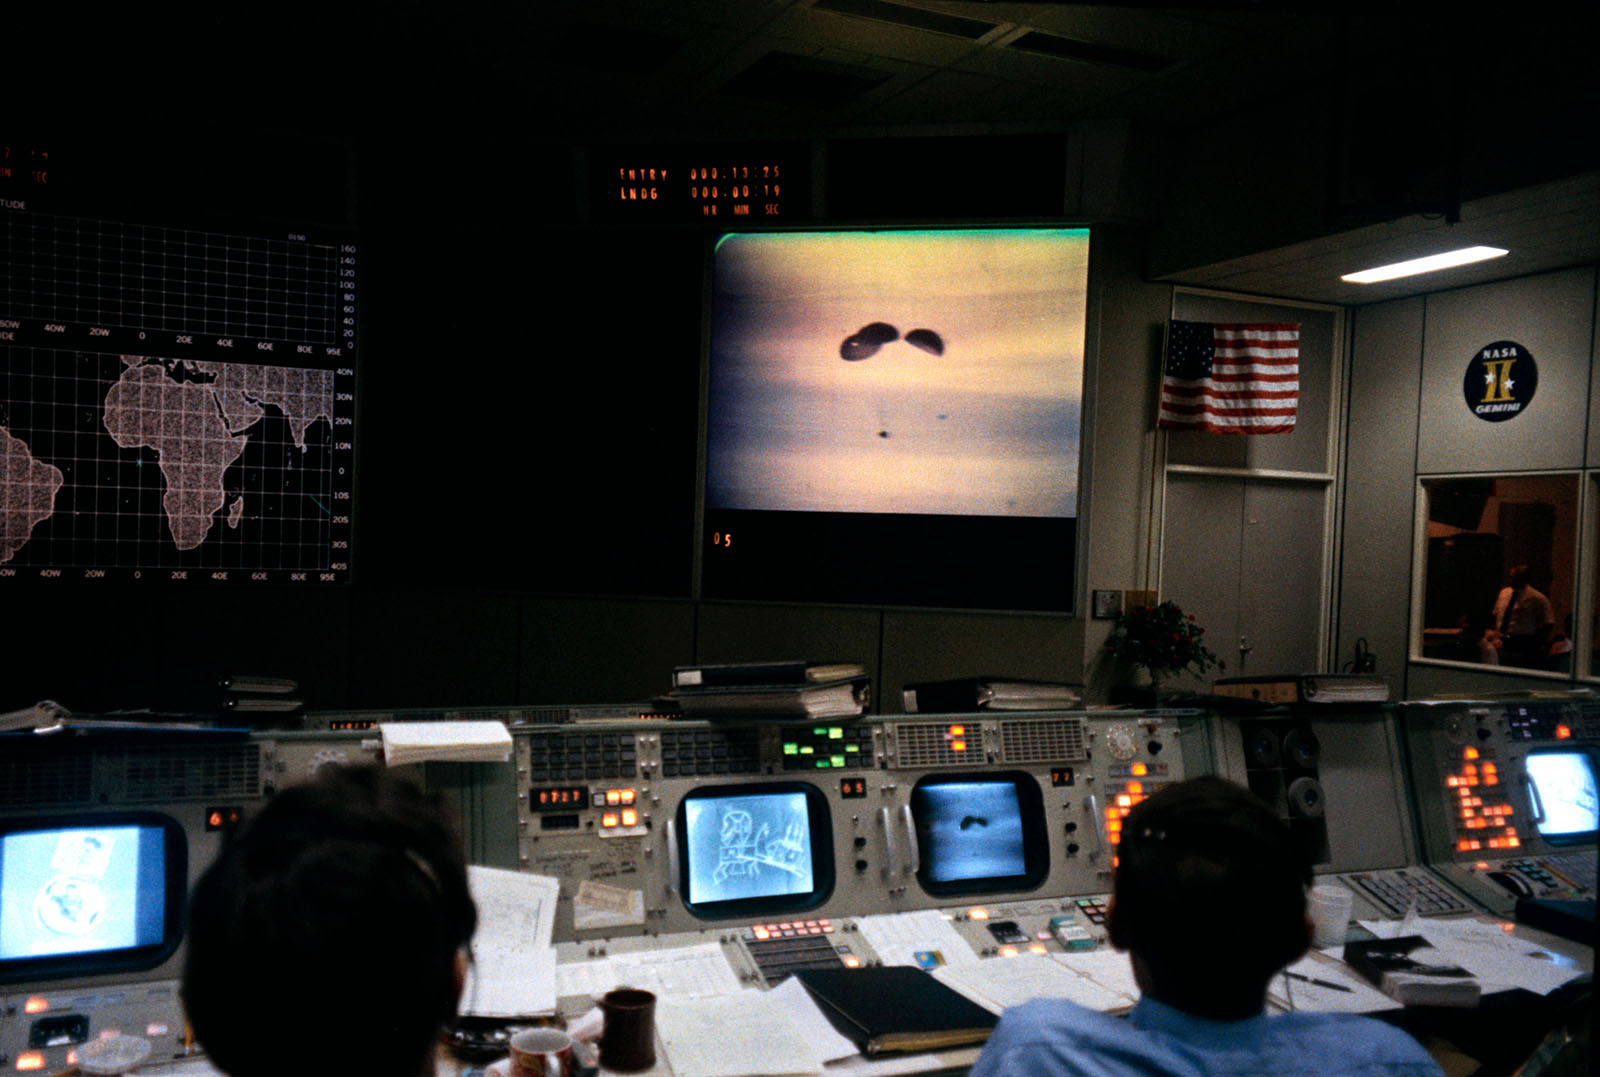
1158 319 1300 435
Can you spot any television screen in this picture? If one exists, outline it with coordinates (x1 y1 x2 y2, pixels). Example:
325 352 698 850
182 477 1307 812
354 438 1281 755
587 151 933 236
701 228 1089 610
677 783 833 918
911 773 1048 896
0 813 186 983
1525 749 1599 844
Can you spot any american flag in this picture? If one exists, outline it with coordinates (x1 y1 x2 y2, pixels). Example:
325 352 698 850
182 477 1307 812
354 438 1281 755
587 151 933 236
1158 320 1300 434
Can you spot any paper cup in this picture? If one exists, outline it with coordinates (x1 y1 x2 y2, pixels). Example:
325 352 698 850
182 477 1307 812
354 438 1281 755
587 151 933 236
1308 883 1354 948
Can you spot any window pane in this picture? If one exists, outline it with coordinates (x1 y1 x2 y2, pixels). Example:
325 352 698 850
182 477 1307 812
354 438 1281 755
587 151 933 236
1420 475 1578 672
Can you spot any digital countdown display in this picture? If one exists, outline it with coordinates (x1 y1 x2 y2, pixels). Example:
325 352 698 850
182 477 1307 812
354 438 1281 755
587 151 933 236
592 142 809 223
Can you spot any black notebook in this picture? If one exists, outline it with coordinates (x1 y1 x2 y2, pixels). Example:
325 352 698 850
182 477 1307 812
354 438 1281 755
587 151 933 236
794 966 998 1055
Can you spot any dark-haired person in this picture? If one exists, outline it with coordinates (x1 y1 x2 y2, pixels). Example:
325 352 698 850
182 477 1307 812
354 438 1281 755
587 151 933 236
970 777 1443 1076
182 765 478 1077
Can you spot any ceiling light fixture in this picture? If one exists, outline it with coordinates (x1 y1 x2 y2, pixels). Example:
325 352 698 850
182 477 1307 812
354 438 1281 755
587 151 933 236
1341 246 1509 284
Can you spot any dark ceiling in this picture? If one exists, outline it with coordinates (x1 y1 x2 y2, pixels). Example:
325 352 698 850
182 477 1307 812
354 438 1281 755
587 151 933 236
14 2 1600 304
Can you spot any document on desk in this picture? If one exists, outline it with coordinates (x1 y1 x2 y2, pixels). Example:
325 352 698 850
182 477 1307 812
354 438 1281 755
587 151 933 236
460 866 561 1017
556 940 745 1001
1053 949 1141 1006
854 910 979 968
1359 917 1586 996
933 953 1131 1015
657 990 826 1077
1269 952 1400 1013
768 975 862 1063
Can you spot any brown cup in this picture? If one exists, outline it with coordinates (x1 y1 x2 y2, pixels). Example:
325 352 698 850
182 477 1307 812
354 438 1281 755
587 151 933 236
509 1027 575 1077
597 987 657 1072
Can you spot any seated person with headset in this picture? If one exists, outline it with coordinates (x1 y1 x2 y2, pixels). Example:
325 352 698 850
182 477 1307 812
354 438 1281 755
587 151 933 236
970 777 1443 1076
182 765 478 1077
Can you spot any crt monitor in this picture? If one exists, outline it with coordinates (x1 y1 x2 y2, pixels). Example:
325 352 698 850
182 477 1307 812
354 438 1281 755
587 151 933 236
1524 747 1599 846
910 772 1049 897
0 812 187 984
676 782 834 919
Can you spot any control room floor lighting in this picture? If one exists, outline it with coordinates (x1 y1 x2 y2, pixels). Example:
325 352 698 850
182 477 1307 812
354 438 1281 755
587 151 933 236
1341 246 1509 284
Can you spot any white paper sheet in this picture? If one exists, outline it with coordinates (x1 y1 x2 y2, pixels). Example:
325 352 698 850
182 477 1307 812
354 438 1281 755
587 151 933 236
1269 953 1401 1013
657 991 825 1077
461 943 558 1018
934 953 1131 1015
853 910 979 969
460 866 562 1017
556 941 745 1002
767 975 862 1063
1051 949 1141 1006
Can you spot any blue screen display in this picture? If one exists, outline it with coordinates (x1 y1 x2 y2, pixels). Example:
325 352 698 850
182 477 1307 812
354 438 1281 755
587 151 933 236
685 791 815 906
917 781 1026 883
0 825 166 961
1526 751 1599 839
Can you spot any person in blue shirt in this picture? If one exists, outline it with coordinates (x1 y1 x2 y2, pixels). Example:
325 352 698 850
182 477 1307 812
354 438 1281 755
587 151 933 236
969 776 1443 1076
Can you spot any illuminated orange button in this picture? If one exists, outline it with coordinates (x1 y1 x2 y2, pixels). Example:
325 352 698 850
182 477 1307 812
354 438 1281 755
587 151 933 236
753 927 770 940
1028 943 1048 955
969 908 989 920
24 997 48 1014
606 790 621 805
1117 795 1133 807
17 1051 45 1071
1127 782 1143 795
1556 724 1572 739
601 813 619 828
951 740 967 752
1464 747 1480 760
1507 836 1520 847
620 789 636 805
948 725 966 738
999 946 1019 958
1475 861 1490 869
1131 763 1148 776
1447 777 1460 787
621 809 638 827
843 955 861 968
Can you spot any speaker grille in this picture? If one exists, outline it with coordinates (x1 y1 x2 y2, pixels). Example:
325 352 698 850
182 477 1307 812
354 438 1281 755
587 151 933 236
1000 717 1088 763
119 743 263 802
0 752 94 808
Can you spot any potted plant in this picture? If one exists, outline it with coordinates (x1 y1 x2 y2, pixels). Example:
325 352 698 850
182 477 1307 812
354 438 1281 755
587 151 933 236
1104 600 1223 699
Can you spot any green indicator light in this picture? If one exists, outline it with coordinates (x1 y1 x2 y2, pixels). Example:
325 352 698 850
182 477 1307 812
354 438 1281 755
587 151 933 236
814 728 827 736
816 759 829 768
832 755 847 768
800 746 814 754
828 727 843 739
846 743 860 752
783 743 798 754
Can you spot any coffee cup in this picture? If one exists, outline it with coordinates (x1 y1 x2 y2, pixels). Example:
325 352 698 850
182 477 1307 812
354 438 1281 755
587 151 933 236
509 1027 576 1077
597 987 657 1072
1308 882 1355 949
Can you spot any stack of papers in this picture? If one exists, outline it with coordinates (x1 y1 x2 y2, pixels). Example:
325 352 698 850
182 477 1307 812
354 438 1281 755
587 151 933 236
378 720 512 765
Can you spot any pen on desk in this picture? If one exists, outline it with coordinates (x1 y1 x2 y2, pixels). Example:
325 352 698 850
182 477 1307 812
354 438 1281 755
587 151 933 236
1284 971 1353 993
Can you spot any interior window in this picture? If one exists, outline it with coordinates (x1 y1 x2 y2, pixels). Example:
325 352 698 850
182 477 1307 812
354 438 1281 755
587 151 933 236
1420 475 1579 672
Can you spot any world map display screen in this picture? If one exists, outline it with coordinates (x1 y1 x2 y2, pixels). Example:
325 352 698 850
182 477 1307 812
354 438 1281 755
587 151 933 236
0 207 355 582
